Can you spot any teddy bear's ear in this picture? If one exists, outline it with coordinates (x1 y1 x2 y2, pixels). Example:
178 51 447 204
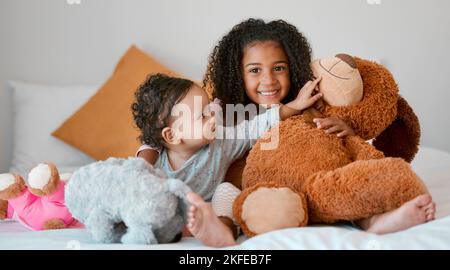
372 96 420 163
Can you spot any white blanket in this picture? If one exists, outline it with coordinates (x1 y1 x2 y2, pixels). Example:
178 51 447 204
1 146 449 250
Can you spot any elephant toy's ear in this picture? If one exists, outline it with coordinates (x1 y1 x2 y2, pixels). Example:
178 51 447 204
372 96 420 163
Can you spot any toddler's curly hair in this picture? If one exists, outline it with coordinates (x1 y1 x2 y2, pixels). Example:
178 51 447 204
132 73 193 149
203 18 313 111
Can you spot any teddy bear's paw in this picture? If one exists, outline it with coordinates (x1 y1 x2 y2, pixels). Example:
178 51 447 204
0 173 26 200
240 187 308 235
43 218 67 230
0 199 8 219
27 163 60 197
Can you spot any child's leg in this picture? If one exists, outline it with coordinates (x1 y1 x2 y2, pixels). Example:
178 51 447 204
181 215 238 240
186 193 236 247
218 216 239 239
186 183 240 247
355 194 436 234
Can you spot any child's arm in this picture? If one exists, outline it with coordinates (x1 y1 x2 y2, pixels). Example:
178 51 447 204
279 77 323 120
137 149 159 165
220 78 323 161
313 116 355 138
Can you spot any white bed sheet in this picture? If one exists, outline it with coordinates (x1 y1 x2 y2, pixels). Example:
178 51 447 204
1 146 449 250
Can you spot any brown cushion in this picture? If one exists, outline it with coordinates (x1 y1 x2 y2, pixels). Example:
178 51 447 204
52 45 178 160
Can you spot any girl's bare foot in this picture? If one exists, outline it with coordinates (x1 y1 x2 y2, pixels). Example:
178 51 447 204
186 192 236 248
357 194 436 234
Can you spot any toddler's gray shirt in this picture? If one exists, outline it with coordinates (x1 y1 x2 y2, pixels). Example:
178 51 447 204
154 107 280 201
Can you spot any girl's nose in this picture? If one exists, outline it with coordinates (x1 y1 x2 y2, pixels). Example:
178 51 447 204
261 71 277 85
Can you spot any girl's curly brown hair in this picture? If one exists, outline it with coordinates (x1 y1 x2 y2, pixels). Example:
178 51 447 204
132 73 193 149
203 18 314 113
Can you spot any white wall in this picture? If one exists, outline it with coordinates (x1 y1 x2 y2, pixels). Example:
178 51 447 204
1 0 449 171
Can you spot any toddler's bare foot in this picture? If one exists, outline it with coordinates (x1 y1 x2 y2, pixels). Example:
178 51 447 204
186 192 236 248
357 194 436 234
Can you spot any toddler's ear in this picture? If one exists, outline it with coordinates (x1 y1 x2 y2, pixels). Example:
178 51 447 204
161 127 181 145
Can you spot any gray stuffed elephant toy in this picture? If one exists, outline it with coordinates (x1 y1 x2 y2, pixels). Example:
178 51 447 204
65 157 191 245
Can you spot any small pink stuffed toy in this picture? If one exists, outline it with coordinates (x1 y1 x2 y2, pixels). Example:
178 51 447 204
0 163 79 230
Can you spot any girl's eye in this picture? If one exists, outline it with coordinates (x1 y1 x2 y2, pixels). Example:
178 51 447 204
274 66 286 72
249 67 260 73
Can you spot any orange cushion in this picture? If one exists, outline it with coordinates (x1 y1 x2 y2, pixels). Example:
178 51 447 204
52 45 178 160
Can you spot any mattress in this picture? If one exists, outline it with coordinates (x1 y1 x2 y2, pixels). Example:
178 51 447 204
1 146 449 250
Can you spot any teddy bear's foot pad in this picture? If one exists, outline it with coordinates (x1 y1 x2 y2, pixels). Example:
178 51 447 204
241 187 307 234
0 174 26 200
43 218 66 230
28 163 60 196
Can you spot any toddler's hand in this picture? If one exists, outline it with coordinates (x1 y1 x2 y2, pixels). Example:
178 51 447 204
313 117 355 138
286 77 323 112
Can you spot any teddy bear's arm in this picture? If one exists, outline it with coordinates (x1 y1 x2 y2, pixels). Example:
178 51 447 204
344 136 385 161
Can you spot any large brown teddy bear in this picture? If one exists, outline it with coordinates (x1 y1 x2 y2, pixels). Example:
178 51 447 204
231 54 428 236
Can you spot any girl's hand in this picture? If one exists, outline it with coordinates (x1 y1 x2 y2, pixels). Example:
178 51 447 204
279 77 323 121
287 77 323 112
313 117 355 138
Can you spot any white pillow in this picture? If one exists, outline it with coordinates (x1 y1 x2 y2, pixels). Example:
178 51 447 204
9 81 97 176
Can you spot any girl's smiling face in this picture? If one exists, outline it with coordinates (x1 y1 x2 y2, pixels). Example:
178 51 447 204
241 40 291 106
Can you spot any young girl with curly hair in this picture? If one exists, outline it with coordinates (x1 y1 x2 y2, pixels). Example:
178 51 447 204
136 18 355 246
